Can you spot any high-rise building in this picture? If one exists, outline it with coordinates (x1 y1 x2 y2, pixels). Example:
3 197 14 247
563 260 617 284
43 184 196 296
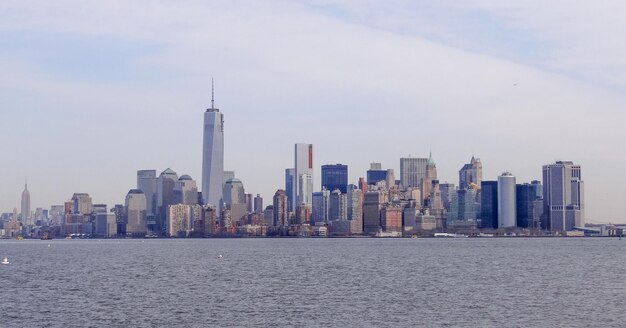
497 172 516 228
273 189 289 227
20 180 31 225
321 164 348 194
137 170 157 217
438 182 455 211
167 204 191 237
329 189 347 221
174 175 199 206
421 153 438 204
516 182 543 229
347 186 363 234
223 178 245 206
294 143 313 211
363 190 387 234
254 194 263 214
366 169 388 186
459 156 483 190
125 189 147 236
448 188 479 222
245 193 253 213
400 157 427 189
202 83 224 208
480 181 498 229
370 163 382 170
223 171 235 184
157 168 178 233
285 168 295 212
542 161 584 231
72 193 93 215
311 189 330 224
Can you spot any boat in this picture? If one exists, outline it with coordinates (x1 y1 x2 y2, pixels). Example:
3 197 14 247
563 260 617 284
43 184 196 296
1 257 9 265
16 236 23 240
217 254 223 259
434 233 468 238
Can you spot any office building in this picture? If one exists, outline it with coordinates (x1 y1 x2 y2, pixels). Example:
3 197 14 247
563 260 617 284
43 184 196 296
137 170 157 217
329 189 347 221
125 189 147 236
294 143 314 211
202 83 224 207
167 204 191 237
321 164 348 194
516 182 543 229
497 172 516 228
273 189 289 227
285 168 295 212
21 180 31 225
542 161 584 231
254 194 263 214
311 189 330 224
157 168 178 232
459 156 483 189
400 157 427 189
480 181 498 229
174 175 199 206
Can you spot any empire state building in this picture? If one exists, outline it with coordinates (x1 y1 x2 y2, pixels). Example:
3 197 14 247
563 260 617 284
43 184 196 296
201 81 224 207
21 180 31 226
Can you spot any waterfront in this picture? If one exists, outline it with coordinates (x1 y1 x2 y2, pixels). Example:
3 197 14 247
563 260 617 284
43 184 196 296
1 238 625 327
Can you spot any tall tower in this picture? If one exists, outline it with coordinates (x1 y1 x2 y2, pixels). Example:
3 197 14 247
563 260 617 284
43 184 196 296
202 80 224 207
294 143 313 211
459 156 483 190
21 179 31 226
497 172 516 228
542 161 584 231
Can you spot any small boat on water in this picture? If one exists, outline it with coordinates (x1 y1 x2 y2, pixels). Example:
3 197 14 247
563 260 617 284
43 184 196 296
217 254 223 259
1 257 9 265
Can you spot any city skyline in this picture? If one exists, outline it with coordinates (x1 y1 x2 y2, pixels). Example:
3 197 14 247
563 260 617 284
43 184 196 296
1 2 626 222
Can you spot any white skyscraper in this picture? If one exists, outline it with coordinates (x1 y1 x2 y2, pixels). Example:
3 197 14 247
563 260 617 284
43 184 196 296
294 143 313 211
497 172 517 228
202 81 224 208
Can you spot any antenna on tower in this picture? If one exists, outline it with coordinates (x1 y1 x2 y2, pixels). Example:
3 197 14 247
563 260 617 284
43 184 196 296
211 78 215 109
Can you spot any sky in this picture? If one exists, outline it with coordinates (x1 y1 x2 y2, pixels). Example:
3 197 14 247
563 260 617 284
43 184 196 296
1 1 625 223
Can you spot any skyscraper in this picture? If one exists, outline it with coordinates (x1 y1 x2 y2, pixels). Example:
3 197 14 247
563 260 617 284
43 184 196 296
21 180 31 226
71 193 93 215
285 168 295 212
137 170 157 217
174 175 199 205
125 189 147 236
157 168 178 233
273 189 289 227
294 143 313 211
480 181 498 229
542 161 584 231
497 172 516 228
459 156 483 190
254 194 263 214
400 157 427 189
321 164 348 194
202 81 224 207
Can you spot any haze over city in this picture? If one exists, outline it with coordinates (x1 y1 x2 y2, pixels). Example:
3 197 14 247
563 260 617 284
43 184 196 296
1 1 626 223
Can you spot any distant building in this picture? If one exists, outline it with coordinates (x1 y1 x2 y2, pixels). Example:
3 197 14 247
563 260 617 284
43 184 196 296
480 181 498 229
516 182 543 229
328 189 347 221
438 182 455 211
125 189 147 236
223 171 235 184
201 91 225 208
459 156 482 190
253 194 263 214
174 175 199 206
137 170 158 218
400 157 427 189
542 161 584 231
321 164 348 194
448 188 479 222
363 191 386 234
285 168 295 212
21 181 31 226
312 189 330 224
167 204 191 237
294 143 314 212
157 168 178 232
497 172 516 228
72 193 93 215
347 186 363 234
381 204 402 233
273 189 289 227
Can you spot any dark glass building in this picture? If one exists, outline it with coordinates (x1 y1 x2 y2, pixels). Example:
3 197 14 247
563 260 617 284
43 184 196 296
321 164 348 193
367 170 388 186
516 182 543 229
480 181 498 229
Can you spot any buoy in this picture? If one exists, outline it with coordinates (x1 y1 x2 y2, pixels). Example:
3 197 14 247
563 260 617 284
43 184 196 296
217 254 223 259
1 257 9 265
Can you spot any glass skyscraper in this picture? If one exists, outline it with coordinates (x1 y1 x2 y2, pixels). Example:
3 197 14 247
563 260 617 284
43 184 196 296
321 164 348 193
201 87 224 208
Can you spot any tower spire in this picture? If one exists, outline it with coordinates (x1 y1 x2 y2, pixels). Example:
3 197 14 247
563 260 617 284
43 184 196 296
211 78 215 109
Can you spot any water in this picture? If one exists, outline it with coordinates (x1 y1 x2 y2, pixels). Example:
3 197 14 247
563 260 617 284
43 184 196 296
1 238 625 327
